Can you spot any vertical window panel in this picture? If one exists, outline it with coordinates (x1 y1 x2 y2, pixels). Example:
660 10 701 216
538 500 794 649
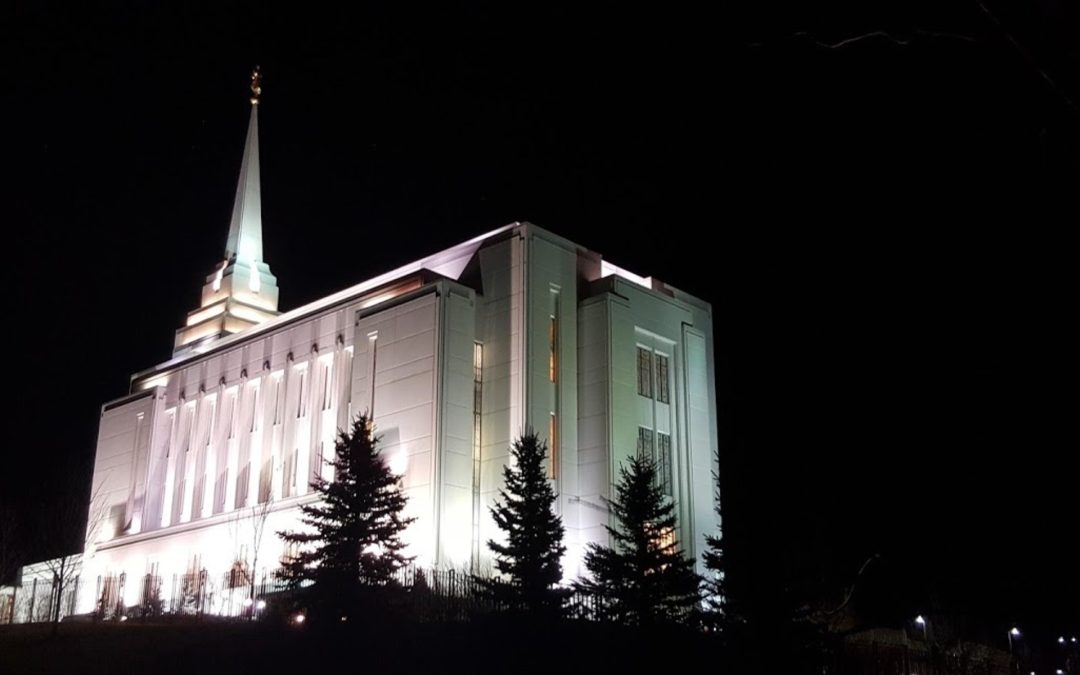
657 432 673 496
272 374 283 426
636 426 655 463
637 347 653 398
656 354 670 404
549 316 557 383
249 381 260 433
321 359 333 411
296 368 307 419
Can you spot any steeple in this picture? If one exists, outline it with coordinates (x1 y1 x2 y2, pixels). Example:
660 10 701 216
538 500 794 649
174 67 280 356
224 68 263 266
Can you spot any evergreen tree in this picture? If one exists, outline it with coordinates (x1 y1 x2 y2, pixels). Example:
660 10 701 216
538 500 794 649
486 431 567 615
701 483 732 631
578 455 700 626
278 414 415 599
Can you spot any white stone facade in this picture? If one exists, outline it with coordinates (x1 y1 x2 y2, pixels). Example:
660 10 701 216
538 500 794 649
72 223 720 616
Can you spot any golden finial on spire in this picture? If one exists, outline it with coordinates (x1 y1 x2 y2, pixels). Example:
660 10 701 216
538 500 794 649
250 66 262 105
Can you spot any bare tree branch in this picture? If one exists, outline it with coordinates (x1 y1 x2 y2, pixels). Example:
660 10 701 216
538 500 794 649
746 29 977 50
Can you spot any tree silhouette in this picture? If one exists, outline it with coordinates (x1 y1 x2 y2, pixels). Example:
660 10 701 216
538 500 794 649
485 431 567 615
578 455 700 626
701 478 733 632
278 414 415 611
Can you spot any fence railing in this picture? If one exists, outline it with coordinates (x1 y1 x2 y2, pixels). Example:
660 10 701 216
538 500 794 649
0 575 81 625
4 563 601 625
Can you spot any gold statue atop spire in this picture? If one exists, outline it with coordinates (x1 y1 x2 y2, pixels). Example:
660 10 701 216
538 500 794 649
250 66 262 105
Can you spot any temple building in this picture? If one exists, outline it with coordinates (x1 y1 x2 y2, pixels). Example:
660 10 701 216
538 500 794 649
6 72 720 619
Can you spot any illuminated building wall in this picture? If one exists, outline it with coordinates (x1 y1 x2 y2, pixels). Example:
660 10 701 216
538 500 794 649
77 225 719 615
71 88 719 616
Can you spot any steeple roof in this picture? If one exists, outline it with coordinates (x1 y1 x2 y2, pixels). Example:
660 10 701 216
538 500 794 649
173 67 279 356
224 104 263 265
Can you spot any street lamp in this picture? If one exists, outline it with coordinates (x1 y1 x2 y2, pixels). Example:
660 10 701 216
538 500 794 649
915 615 928 641
1008 627 1021 654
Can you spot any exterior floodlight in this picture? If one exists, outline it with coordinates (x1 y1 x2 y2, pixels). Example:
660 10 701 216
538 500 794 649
293 613 306 625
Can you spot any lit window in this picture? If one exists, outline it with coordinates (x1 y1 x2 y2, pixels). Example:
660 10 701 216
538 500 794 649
281 541 301 567
655 353 670 404
637 348 653 398
549 315 557 383
657 432 673 496
652 525 676 553
636 426 655 463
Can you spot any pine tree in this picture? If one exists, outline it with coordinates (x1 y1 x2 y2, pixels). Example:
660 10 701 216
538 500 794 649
701 486 732 631
578 455 700 626
486 431 567 615
278 414 415 602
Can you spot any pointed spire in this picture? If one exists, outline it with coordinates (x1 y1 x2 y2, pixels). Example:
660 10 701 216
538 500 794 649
173 67 280 356
224 67 263 265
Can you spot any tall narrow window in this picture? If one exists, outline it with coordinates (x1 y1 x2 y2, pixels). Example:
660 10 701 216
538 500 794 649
284 448 298 497
321 358 333 411
227 392 238 439
655 353 670 404
637 347 653 398
636 426 655 463
549 315 557 383
296 367 307 419
272 374 283 426
367 333 378 420
657 432 673 496
249 381 260 433
216 468 228 511
235 461 248 507
471 342 483 572
549 413 558 479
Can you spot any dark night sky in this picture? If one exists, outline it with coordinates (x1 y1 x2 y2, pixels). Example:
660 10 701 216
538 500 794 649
5 0 1078 640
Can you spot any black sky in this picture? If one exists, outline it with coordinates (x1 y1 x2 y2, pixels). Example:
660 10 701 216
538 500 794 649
5 1 1078 639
